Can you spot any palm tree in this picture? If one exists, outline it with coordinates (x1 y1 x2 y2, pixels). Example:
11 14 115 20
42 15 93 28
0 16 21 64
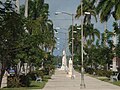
68 24 100 53
76 0 97 24
75 0 100 46
96 0 120 22
68 24 81 54
85 24 100 47
28 0 44 19
101 29 114 47
96 0 120 46
24 0 56 54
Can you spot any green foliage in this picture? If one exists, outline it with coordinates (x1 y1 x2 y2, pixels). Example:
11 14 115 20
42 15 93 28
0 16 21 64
43 53 55 75
36 70 44 79
0 0 56 88
27 70 44 81
112 81 120 86
85 68 94 74
7 76 20 88
85 68 112 78
30 80 47 89
95 70 112 77
2 80 48 89
96 0 120 22
116 45 120 58
0 0 26 80
114 22 120 58
19 74 31 87
75 0 97 23
27 72 36 81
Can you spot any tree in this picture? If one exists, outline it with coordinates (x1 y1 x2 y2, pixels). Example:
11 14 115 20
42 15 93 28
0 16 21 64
84 24 100 46
76 0 97 24
96 0 120 22
75 0 100 47
96 0 120 46
68 24 100 68
0 0 56 87
68 24 81 55
113 22 120 58
21 0 56 74
0 0 25 86
23 0 56 54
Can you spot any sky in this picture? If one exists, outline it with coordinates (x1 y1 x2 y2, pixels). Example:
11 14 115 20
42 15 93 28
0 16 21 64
45 0 81 56
44 0 114 56
2 0 115 56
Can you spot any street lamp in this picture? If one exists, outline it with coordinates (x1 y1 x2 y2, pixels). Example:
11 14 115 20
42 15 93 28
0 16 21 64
55 11 75 78
80 1 85 86
80 1 90 88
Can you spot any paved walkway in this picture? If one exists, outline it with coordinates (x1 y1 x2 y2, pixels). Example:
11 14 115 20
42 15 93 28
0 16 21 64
41 69 120 90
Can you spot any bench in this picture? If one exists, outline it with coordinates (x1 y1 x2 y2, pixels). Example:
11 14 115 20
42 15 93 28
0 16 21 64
35 74 42 82
111 72 120 81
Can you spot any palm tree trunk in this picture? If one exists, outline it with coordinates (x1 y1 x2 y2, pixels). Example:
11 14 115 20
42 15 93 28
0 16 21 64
15 0 20 14
24 0 28 18
104 21 107 46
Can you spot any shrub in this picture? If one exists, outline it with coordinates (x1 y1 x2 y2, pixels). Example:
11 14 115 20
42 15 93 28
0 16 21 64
85 68 95 74
7 76 20 88
36 70 44 80
74 65 81 72
95 70 112 77
27 71 36 81
105 70 112 78
42 64 55 75
28 70 44 81
19 74 31 87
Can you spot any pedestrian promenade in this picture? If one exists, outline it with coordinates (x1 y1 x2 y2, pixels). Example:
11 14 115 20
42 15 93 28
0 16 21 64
41 69 120 90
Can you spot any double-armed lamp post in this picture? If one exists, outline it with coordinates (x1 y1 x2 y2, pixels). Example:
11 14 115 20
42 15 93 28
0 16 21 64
80 1 85 88
55 12 74 78
80 0 90 88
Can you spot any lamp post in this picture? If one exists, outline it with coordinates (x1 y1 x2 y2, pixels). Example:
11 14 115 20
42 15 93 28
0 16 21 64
55 12 75 78
80 1 90 88
80 1 85 88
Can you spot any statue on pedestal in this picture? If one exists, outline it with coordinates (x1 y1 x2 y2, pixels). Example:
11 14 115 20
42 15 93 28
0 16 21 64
68 58 72 76
60 50 67 71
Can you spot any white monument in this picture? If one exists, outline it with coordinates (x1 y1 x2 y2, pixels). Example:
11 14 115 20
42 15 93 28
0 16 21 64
68 58 73 77
60 50 67 71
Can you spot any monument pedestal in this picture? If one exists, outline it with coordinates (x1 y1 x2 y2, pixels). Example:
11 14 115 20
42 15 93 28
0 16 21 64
66 58 75 78
60 50 68 71
60 65 65 70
